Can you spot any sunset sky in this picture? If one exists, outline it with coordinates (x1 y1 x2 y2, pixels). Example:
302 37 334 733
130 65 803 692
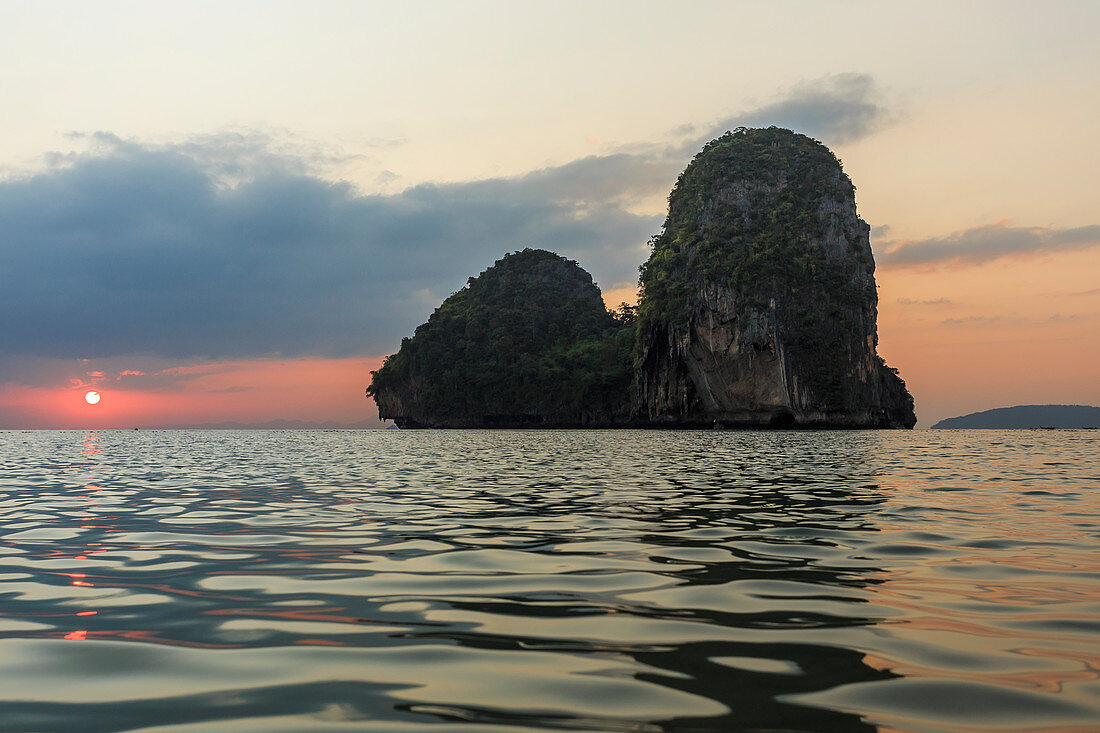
1 0 1097 429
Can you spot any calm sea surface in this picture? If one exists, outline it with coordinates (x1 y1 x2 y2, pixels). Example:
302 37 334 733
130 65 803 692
0 429 1097 732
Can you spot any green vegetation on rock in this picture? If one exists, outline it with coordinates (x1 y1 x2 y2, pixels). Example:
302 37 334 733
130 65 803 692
638 127 879 411
641 128 859 317
367 249 633 427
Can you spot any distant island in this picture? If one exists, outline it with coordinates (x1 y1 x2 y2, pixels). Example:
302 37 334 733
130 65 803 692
368 127 916 429
932 405 1100 429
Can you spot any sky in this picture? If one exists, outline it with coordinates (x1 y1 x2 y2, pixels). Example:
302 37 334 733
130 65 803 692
1 0 1097 429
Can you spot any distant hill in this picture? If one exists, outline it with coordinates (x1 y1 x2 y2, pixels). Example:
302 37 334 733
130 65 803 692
932 405 1100 429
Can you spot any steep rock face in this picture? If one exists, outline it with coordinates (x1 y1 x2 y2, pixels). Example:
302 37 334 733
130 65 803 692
367 249 633 428
636 127 915 427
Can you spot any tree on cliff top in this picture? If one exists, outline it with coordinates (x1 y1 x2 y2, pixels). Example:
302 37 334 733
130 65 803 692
635 126 909 418
639 126 865 324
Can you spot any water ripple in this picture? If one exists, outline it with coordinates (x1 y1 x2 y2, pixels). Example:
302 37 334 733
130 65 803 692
0 428 1097 732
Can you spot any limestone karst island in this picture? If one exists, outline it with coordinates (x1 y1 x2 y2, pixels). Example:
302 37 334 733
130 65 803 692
367 127 916 428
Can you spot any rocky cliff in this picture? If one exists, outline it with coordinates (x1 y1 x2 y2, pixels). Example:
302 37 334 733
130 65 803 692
635 127 915 427
367 249 633 428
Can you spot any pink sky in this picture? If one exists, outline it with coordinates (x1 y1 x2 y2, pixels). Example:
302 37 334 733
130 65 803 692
875 246 1100 425
0 357 384 429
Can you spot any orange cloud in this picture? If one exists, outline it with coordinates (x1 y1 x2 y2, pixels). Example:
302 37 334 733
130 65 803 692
877 220 1100 270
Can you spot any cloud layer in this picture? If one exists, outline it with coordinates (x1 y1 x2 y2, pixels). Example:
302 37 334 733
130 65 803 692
878 221 1100 268
705 73 890 146
0 140 658 360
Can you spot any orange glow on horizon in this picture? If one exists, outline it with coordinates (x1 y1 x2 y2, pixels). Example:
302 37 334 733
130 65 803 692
0 356 386 429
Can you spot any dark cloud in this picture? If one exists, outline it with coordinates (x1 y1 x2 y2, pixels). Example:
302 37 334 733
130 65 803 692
694 73 890 147
897 297 954 305
613 72 891 170
60 129 390 183
870 225 893 243
940 316 1001 326
878 221 1100 269
0 139 658 362
937 313 1087 327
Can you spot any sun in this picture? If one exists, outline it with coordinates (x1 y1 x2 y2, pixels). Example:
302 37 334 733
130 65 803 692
84 391 101 405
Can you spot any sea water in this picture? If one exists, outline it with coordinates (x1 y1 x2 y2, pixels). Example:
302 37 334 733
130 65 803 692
0 429 1097 732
